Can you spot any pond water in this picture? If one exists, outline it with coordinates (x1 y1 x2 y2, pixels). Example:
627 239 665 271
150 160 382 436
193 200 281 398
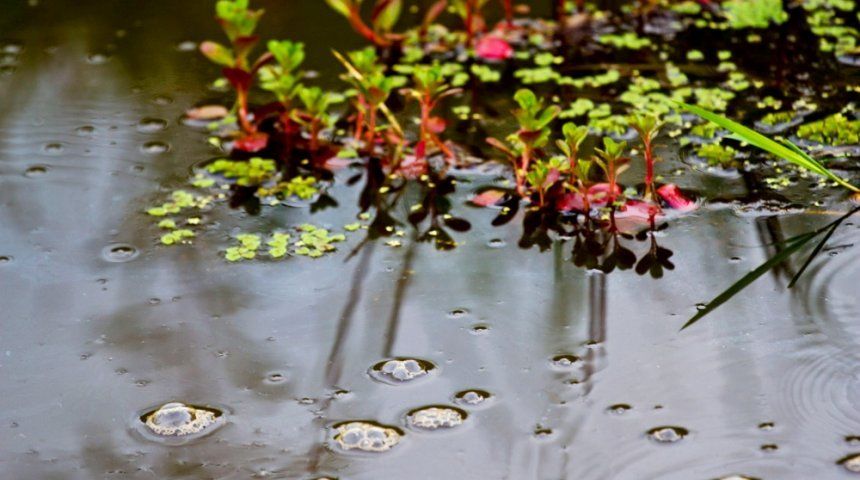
2 1 860 479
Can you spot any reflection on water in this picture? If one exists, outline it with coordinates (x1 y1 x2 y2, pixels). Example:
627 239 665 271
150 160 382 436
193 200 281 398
1 1 860 479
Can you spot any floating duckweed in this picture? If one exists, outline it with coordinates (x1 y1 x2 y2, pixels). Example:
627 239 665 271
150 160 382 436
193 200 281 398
534 52 563 67
139 402 224 442
686 49 704 61
725 72 750 91
407 406 466 430
723 0 788 28
295 224 346 258
344 222 361 232
454 389 491 406
695 143 739 167
206 157 276 186
257 176 319 201
559 70 621 89
331 421 402 453
370 358 436 384
598 32 652 50
758 111 798 130
267 232 290 258
514 66 559 84
225 233 261 261
648 426 689 443
797 113 860 145
689 122 720 140
161 229 195 245
147 190 210 216
560 98 595 119
158 219 177 229
840 453 860 473
692 87 735 111
470 64 500 83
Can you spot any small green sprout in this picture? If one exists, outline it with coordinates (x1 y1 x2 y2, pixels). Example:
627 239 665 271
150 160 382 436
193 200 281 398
161 229 195 246
267 232 290 258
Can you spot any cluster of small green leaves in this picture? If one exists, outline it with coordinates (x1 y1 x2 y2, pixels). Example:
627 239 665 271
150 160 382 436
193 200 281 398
598 32 652 50
224 225 350 262
206 158 276 186
294 224 347 258
147 190 212 217
797 113 860 146
257 176 319 201
722 0 788 29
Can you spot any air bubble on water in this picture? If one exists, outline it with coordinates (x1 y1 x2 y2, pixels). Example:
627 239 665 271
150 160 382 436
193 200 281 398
487 238 506 248
757 422 774 431
847 436 860 446
647 426 688 443
176 41 197 52
0 256 12 264
607 404 632 415
2 43 22 55
369 358 436 385
152 95 173 105
86 53 111 65
470 324 490 334
447 308 469 318
75 125 95 136
43 143 64 154
137 118 167 133
454 389 491 406
760 444 778 452
141 141 170 154
551 354 582 369
407 406 466 431
533 426 554 438
138 402 225 444
102 244 139 263
265 372 286 384
840 453 860 473
24 165 48 177
330 421 402 453
695 303 707 311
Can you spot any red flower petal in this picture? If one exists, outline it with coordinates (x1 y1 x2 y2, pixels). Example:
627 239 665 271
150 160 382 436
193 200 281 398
657 184 697 212
476 36 514 61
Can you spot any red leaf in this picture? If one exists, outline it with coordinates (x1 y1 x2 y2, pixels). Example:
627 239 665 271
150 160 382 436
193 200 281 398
475 36 513 61
222 67 253 92
657 184 697 212
426 116 447 134
233 132 269 152
470 189 506 207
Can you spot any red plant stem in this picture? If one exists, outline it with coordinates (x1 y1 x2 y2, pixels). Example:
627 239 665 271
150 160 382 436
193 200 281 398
643 136 655 200
607 159 617 204
503 0 513 27
465 0 475 46
348 5 391 47
236 88 254 134
310 118 320 154
517 146 531 196
354 96 366 142
366 106 378 148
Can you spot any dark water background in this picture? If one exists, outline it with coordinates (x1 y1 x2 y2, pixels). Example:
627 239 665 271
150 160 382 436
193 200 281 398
2 1 860 479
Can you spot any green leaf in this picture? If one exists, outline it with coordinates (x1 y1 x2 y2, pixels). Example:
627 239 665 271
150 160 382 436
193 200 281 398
325 0 352 17
676 101 860 193
199 41 234 67
372 0 402 32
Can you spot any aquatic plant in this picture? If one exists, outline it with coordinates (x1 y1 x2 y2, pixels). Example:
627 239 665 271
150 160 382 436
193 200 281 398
294 86 344 155
796 113 860 146
451 0 491 46
509 88 560 195
593 137 630 207
722 0 788 28
677 102 860 194
402 64 461 167
200 0 273 150
206 157 276 186
340 48 401 150
629 113 664 201
325 0 404 47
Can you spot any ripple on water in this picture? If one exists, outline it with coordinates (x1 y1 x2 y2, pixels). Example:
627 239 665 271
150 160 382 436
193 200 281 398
330 421 402 453
141 141 170 154
407 406 466 431
137 402 225 445
647 426 688 443
24 165 49 177
369 358 436 385
795 243 860 344
43 143 64 154
102 243 139 263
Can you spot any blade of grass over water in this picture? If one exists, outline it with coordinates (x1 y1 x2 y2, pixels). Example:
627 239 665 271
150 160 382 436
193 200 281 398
682 207 860 330
675 101 860 193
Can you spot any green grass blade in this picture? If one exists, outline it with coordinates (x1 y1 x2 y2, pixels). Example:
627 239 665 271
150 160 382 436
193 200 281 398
676 101 860 193
787 223 838 288
680 230 821 330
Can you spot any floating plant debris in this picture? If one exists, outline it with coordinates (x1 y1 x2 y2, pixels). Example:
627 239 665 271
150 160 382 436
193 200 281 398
369 358 436 384
138 402 225 444
406 406 467 431
647 426 689 443
331 421 402 453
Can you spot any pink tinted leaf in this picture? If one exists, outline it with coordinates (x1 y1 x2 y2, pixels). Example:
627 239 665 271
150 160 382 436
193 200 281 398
186 105 229 120
200 41 234 67
470 189 506 207
475 36 513 61
233 132 269 152
657 184 697 212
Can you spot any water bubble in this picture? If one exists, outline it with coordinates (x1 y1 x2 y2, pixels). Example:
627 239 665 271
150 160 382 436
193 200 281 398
176 41 197 52
86 53 111 65
102 244 139 263
487 238 506 248
369 358 436 385
760 444 778 452
0 256 12 264
24 165 48 177
757 421 774 431
75 126 95 136
2 43 22 55
141 141 170 154
265 372 286 384
647 426 688 443
331 421 402 453
454 389 491 406
551 354 582 369
607 404 632 415
407 406 466 431
840 453 860 473
152 95 173 105
847 436 860 445
137 118 167 133
470 324 490 334
533 426 554 438
138 402 225 444
447 308 469 318
43 143 64 154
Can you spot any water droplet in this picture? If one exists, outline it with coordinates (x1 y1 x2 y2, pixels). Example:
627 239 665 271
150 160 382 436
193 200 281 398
647 426 688 443
760 444 778 452
137 117 167 133
86 53 110 65
24 165 48 177
75 125 95 136
265 372 286 384
148 298 160 305
141 141 170 154
470 324 490 334
331 421 402 453
695 303 707 311
487 238 506 248
758 421 774 431
533 426 554 438
551 354 582 369
2 43 22 55
138 402 225 444
43 143 64 154
176 41 197 52
369 358 436 385
840 453 860 473
152 95 173 105
447 308 469 318
607 404 632 415
407 406 466 430
454 389 491 406
0 256 12 264
102 244 139 263
847 436 860 446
